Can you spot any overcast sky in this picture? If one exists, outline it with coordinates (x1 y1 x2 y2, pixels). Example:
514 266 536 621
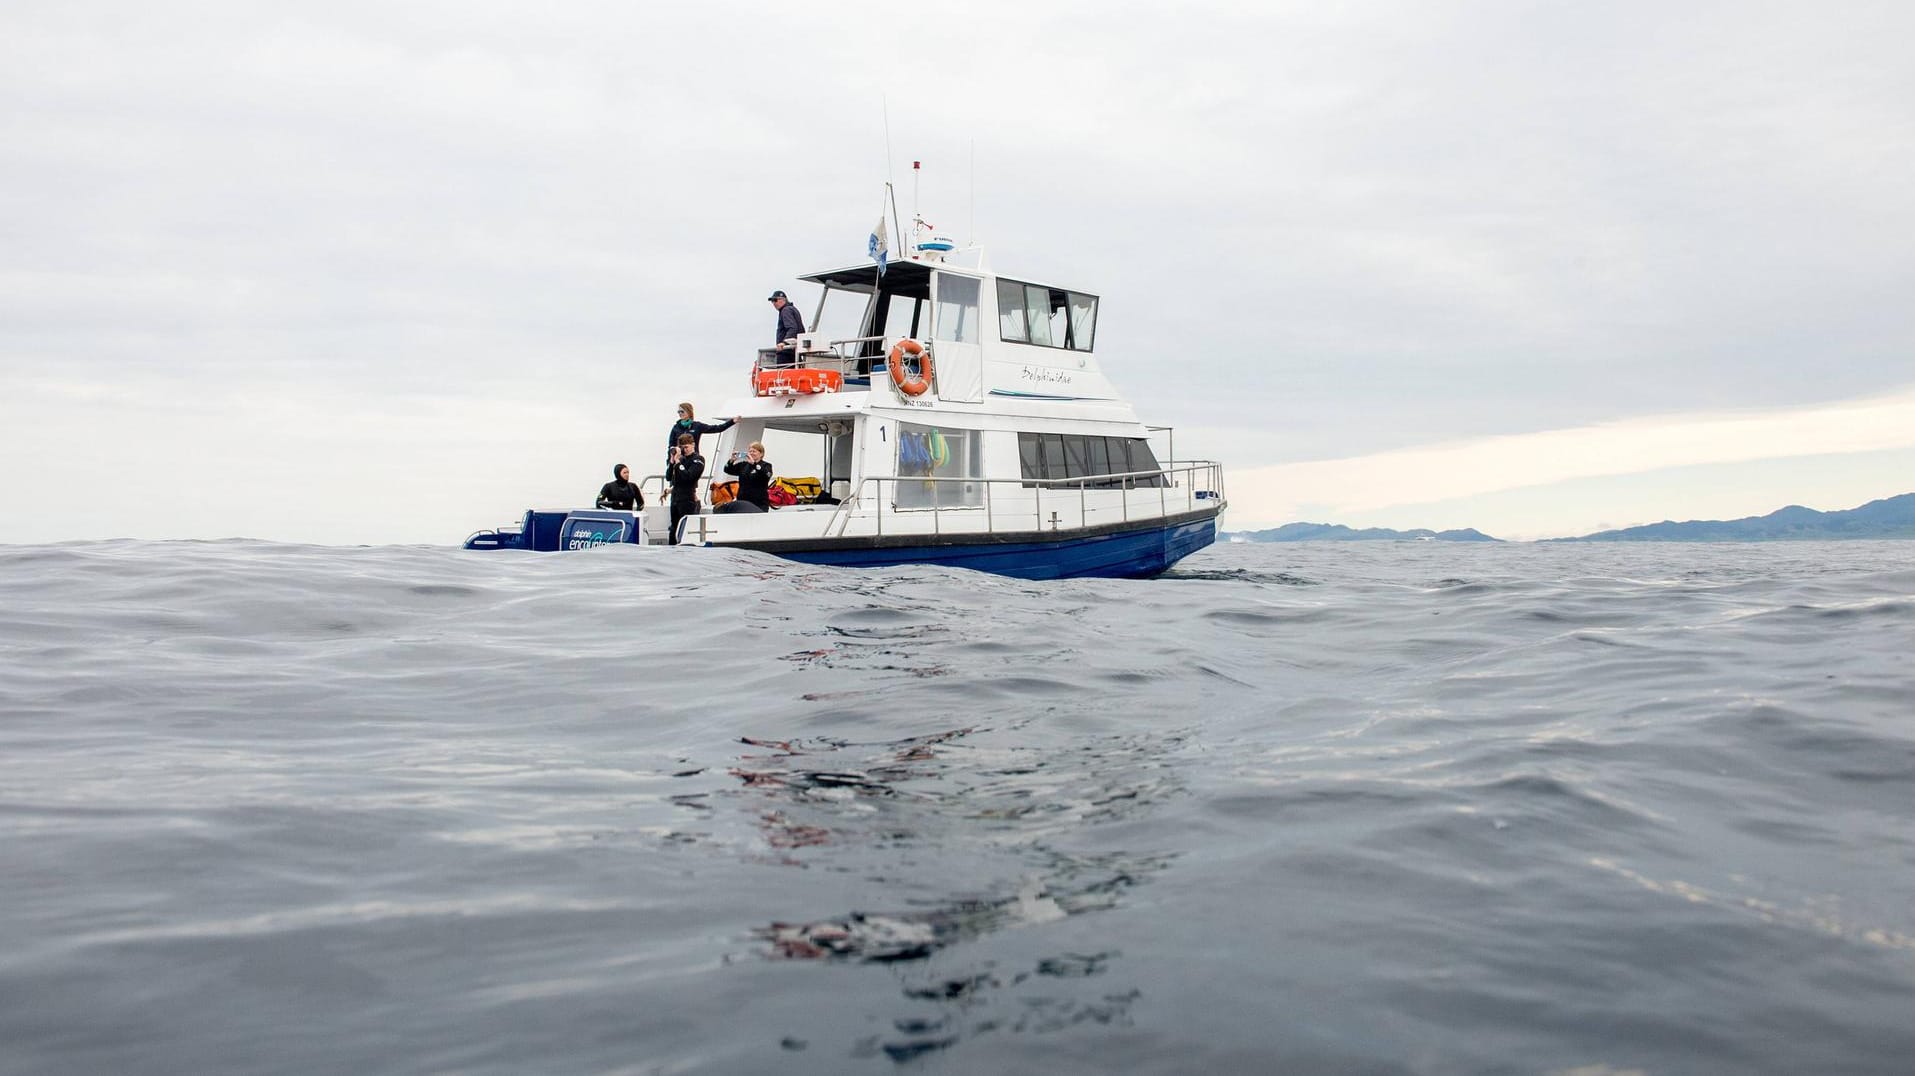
4 1 1912 543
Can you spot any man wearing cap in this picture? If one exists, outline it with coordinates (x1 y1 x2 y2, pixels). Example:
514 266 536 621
768 290 804 367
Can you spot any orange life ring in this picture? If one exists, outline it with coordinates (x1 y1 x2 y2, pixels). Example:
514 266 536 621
888 338 933 396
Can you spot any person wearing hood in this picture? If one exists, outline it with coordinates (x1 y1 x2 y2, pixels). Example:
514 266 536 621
666 402 736 467
596 463 644 511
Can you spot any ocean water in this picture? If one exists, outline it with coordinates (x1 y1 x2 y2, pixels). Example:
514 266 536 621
2 538 1913 1075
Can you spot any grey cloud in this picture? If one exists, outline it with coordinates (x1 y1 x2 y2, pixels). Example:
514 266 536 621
3 1 1913 539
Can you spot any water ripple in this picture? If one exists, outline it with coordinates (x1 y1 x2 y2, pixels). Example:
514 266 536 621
3 539 1914 1073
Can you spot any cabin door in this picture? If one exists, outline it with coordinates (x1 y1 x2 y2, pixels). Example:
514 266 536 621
930 272 984 403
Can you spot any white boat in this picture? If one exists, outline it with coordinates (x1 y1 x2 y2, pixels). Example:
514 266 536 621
465 222 1226 579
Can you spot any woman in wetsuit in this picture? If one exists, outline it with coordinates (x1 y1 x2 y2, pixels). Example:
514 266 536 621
720 441 774 513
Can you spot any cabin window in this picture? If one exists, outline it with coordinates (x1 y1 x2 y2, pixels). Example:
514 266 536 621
1041 434 1068 481
1063 435 1089 478
894 421 982 509
1018 431 1042 477
1020 285 1049 347
883 293 922 341
1127 437 1165 485
1017 434 1165 487
1087 437 1110 482
811 284 869 348
996 278 1098 351
1122 435 1167 485
996 280 1027 342
1069 293 1097 351
933 273 980 344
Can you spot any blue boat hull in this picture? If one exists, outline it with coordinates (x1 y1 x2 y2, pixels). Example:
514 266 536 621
467 509 1220 580
734 512 1219 580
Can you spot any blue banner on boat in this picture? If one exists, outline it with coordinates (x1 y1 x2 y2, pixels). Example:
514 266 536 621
558 511 637 550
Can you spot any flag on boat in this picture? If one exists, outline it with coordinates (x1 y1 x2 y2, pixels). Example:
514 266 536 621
868 216 888 276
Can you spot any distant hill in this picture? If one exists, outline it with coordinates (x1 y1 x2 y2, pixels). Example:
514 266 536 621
1227 493 1915 544
1555 492 1915 541
1231 523 1501 543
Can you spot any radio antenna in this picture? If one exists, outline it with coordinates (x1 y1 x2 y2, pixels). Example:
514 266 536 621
881 97 895 186
968 138 976 246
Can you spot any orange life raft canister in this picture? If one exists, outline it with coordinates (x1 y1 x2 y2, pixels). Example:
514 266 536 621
754 368 843 396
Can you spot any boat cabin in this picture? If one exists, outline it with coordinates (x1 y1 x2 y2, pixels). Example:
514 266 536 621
758 256 1112 407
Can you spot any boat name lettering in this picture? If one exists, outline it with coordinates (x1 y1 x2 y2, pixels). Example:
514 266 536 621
1019 366 1074 386
566 529 618 549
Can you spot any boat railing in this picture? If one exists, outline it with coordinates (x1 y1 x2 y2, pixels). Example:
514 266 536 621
815 460 1226 540
753 335 886 379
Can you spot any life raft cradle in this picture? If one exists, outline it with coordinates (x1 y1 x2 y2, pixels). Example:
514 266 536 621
750 338 930 397
754 367 843 396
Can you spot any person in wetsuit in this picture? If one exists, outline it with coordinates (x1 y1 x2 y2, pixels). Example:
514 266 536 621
595 463 644 511
718 441 774 513
665 402 736 468
665 433 705 544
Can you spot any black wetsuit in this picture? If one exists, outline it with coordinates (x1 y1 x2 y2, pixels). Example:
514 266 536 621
665 452 705 545
723 457 775 510
596 472 644 511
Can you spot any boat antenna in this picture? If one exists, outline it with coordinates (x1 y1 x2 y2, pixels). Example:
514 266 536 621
912 159 921 239
880 98 903 266
881 96 896 187
968 138 976 247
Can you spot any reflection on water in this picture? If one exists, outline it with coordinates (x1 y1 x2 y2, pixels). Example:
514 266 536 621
713 726 1176 1060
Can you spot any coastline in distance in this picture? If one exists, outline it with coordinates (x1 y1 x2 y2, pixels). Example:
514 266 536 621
1228 492 1915 543
1229 523 1500 543
1547 491 1915 542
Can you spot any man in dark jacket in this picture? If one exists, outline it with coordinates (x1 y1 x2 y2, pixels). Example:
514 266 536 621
596 463 645 511
769 289 804 367
721 441 774 512
665 434 705 545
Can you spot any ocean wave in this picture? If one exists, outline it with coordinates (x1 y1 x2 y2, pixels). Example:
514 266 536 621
3 538 1914 1073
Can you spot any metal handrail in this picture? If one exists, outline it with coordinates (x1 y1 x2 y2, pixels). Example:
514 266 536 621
641 466 732 509
752 339 880 377
754 334 934 378
827 335 885 356
819 461 1225 541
